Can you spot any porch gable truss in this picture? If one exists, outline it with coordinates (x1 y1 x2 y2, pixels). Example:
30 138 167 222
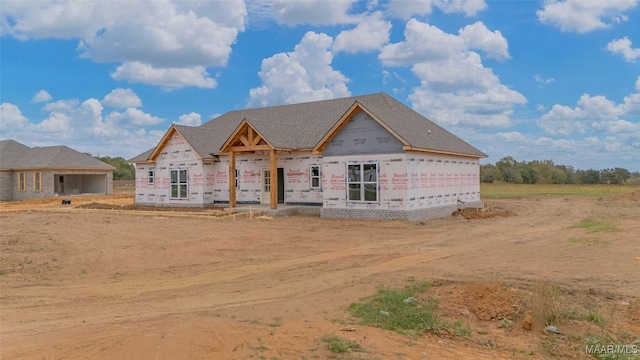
220 119 273 153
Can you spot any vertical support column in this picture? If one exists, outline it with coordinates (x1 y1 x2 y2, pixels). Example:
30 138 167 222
229 150 236 208
269 148 277 209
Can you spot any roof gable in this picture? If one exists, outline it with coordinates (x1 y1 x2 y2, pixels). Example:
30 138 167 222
313 102 408 155
220 119 274 153
148 125 220 161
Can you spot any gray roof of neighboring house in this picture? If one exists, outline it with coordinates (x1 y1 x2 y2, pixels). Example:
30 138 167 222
0 140 116 170
129 92 486 161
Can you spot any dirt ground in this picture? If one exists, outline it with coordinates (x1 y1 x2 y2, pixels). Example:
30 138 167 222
1 192 639 359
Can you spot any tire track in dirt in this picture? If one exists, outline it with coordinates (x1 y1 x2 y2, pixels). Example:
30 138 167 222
2 245 467 341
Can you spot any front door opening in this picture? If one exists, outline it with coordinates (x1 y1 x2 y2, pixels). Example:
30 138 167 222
262 167 284 204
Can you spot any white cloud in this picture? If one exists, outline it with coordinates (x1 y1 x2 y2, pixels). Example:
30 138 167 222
248 31 351 107
101 88 142 108
105 108 164 127
42 99 80 112
272 0 357 25
537 0 638 33
31 90 52 103
110 62 216 90
175 112 202 126
534 75 555 87
496 131 526 142
380 19 524 128
333 12 391 53
380 19 465 66
0 103 29 132
606 37 640 62
410 85 525 127
0 96 166 158
538 94 634 136
1 0 246 88
458 21 509 60
386 0 487 18
32 112 73 138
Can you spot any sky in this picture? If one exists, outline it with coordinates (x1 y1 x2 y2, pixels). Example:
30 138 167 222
1 0 639 171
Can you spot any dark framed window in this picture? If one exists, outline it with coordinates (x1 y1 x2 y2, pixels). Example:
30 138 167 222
310 164 321 189
34 172 42 191
347 163 378 202
170 169 188 199
18 172 26 191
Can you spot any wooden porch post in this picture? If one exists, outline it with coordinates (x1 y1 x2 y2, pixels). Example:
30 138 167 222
229 150 236 208
269 148 277 209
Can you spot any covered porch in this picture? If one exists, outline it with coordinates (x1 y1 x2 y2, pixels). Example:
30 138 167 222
220 119 287 210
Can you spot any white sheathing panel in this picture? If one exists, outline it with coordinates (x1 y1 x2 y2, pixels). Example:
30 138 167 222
406 152 480 209
134 164 155 204
279 151 324 204
135 132 204 206
322 153 408 210
322 152 480 212
235 154 264 203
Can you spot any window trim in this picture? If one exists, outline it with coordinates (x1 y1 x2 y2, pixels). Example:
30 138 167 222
34 172 42 192
169 169 188 199
346 162 379 203
18 172 26 192
310 164 321 190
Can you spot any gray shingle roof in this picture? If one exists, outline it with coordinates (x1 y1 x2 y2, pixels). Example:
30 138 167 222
131 92 486 161
0 140 116 170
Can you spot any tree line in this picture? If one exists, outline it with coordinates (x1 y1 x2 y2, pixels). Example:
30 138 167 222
481 157 639 185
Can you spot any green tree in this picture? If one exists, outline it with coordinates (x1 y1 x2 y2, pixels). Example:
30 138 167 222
496 156 523 183
96 156 135 180
580 169 600 184
480 164 501 183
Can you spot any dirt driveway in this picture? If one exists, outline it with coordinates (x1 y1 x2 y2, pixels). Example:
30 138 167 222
1 193 639 359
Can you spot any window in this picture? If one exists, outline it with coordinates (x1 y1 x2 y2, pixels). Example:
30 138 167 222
170 169 188 199
347 163 378 202
34 172 42 192
263 169 271 192
18 173 26 191
310 164 321 189
235 169 240 189
148 170 155 185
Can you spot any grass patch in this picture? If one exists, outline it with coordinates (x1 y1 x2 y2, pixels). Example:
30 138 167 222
569 237 610 246
267 317 282 328
347 280 439 336
531 280 561 327
480 184 638 199
450 320 473 337
575 219 619 233
321 334 363 354
586 309 607 327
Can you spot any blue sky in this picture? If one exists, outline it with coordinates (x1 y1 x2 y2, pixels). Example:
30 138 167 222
1 0 639 171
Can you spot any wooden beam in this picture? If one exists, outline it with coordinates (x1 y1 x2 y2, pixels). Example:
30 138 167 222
229 151 236 208
239 134 251 146
228 144 272 152
269 148 277 209
248 127 254 145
